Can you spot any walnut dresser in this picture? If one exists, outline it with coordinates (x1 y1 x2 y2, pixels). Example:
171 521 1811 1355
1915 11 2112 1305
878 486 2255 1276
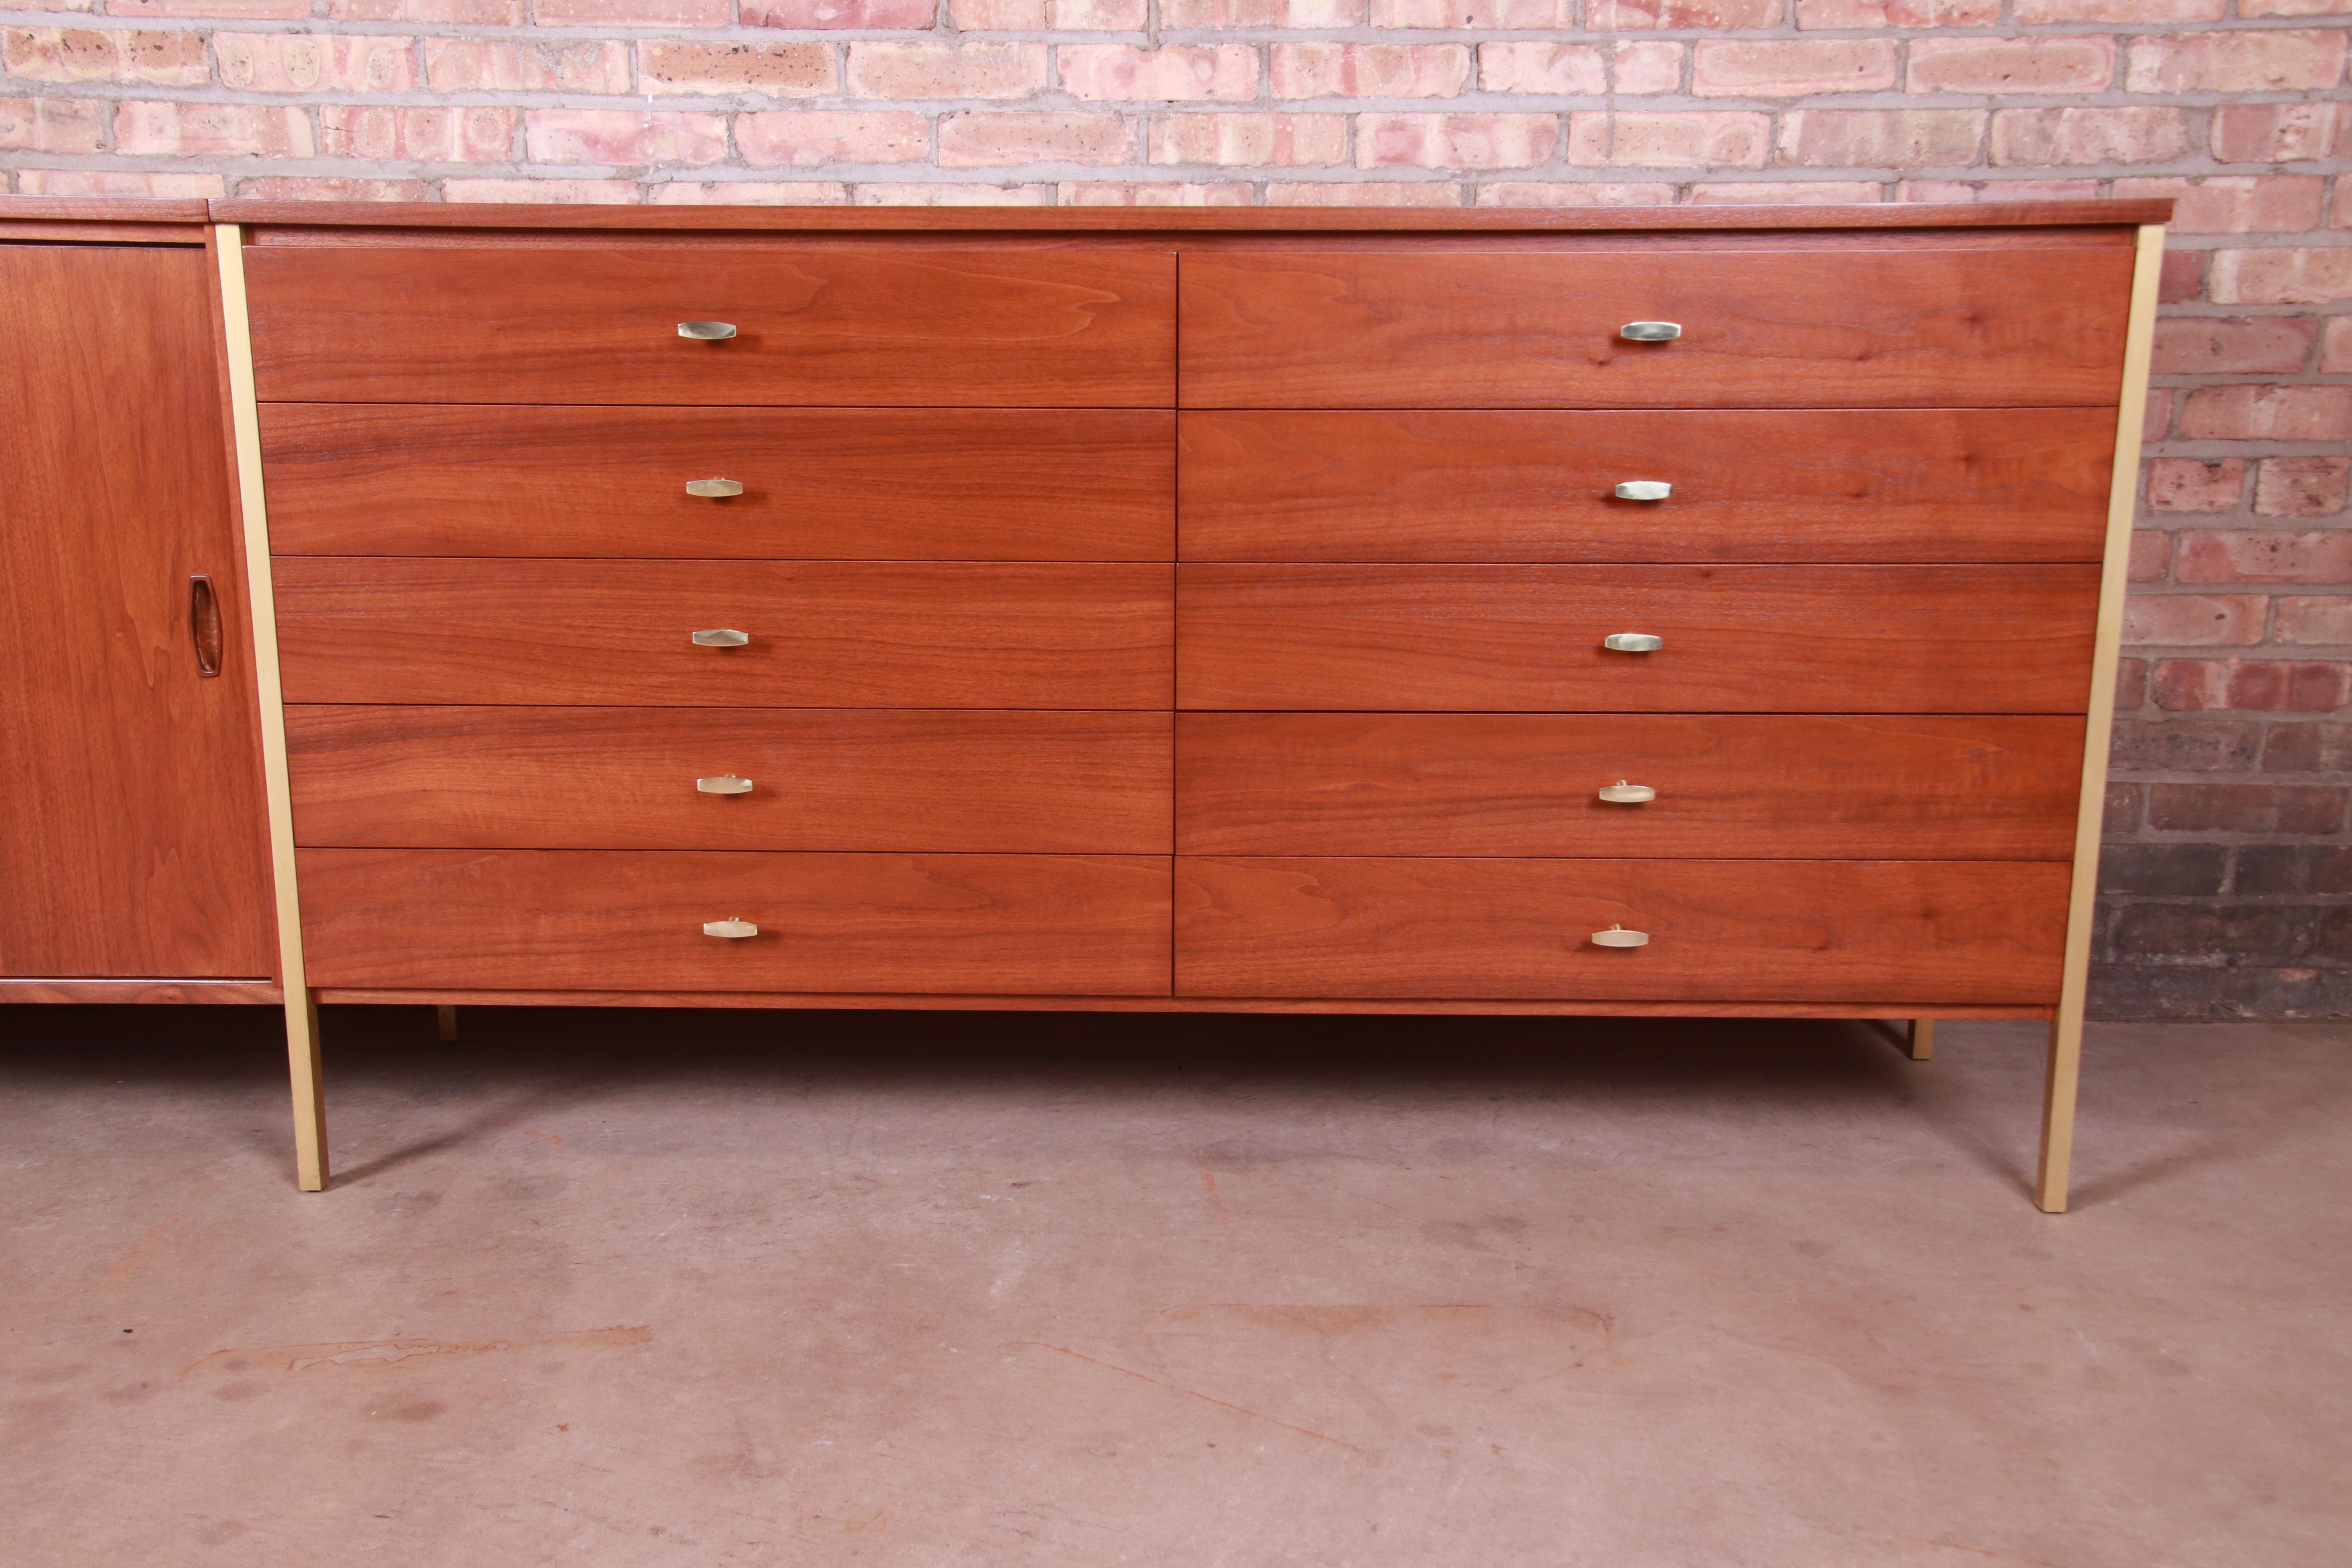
9 198 2172 1210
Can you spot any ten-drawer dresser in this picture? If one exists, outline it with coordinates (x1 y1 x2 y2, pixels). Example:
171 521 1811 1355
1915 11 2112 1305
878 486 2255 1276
0 198 2167 1210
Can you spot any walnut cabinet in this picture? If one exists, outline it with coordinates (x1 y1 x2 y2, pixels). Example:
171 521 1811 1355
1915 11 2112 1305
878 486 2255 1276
2 199 2169 1211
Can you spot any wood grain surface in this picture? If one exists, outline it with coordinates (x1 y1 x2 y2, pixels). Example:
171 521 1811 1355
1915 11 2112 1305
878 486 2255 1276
1177 564 2099 713
273 559 1173 708
0 979 281 1004
288 706 1172 853
1180 245 2133 408
0 243 275 978
246 245 1175 405
298 848 1172 994
261 405 1175 560
1176 713 2084 858
1175 857 2068 1002
1178 408 2114 563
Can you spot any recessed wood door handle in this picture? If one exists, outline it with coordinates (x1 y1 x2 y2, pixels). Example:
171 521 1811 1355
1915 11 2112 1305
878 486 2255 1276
1591 925 1650 948
691 628 751 647
703 918 758 938
1598 781 1656 804
685 478 744 498
189 573 222 677
1602 633 1663 653
678 321 737 341
1619 322 1682 342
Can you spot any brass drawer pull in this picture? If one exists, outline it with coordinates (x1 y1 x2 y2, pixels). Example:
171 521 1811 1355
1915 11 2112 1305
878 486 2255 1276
696 775 754 795
702 918 758 939
691 628 750 648
1603 633 1663 653
1614 481 1671 501
685 478 744 498
1591 925 1650 948
1619 321 1682 342
1598 780 1655 804
678 321 737 340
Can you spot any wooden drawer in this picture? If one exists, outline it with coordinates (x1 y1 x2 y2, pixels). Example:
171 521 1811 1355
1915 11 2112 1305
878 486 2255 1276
274 560 1172 708
1175 857 2067 1003
246 245 1174 407
288 707 1172 854
1176 714 2083 859
1179 243 2132 408
299 849 1172 995
1177 565 2098 713
262 407 1174 561
1179 408 2112 563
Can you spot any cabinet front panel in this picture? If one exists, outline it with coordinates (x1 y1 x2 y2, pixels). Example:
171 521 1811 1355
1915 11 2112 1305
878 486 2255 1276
1176 857 2067 1003
1178 564 2099 713
247 246 1176 406
1180 244 2133 408
289 706 1172 854
1177 713 2084 858
274 560 1174 708
0 243 274 978
263 406 1175 561
1179 408 2113 563
300 848 1172 995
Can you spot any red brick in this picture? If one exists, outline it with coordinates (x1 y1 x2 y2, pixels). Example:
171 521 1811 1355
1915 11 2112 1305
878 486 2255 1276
431 40 632 95
955 0 1148 22
1474 181 1676 206
1358 114 1558 170
1061 46 1258 103
2126 30 2348 94
1613 42 1682 95
214 33 418 93
737 111 926 167
1269 44 1471 99
2336 179 2352 230
937 113 1131 167
1149 113 1346 166
1479 42 1607 96
637 43 832 98
320 105 512 162
1162 0 1361 20
2111 718 2261 772
2145 388 2175 441
1907 38 2115 95
230 176 433 201
442 178 639 203
1264 181 1466 206
16 170 225 197
2158 249 2206 304
2109 176 2327 235
535 0 727 20
2102 782 2144 836
2147 784 2345 835
2177 530 2352 583
2129 531 2172 584
1373 0 1574 19
2275 598 2352 645
1058 181 1253 205
109 0 309 15
1573 112 1771 168
2151 317 2315 376
1692 40 1896 97
2255 461 2352 520
649 181 848 205
2243 0 2352 13
2177 386 2352 443
2209 102 2344 164
851 182 1051 205
2324 318 2352 374
1992 107 2188 166
2016 0 2220 17
524 110 725 167
1780 110 1983 169
2237 661 2351 712
1896 178 2100 202
114 100 308 157
2122 593 2268 646
744 0 935 20
325 0 521 18
0 96 105 153
1691 180 1882 203
1588 0 1782 24
2152 658 2229 710
846 43 1048 101
1799 0 1998 25
2148 459 2247 514
1 28 209 85
2210 249 2352 307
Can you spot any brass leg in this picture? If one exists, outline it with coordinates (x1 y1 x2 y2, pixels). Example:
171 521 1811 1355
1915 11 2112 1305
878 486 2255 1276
287 987 327 1192
1907 1018 1935 1061
2035 1010 2083 1214
437 1004 458 1042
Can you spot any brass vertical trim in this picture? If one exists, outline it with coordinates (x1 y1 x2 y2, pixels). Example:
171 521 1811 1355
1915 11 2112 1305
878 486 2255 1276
214 225 327 1193
2037 222 2165 1214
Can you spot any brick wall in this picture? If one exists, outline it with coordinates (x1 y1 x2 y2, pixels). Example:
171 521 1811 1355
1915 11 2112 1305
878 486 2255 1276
4 2 2347 1015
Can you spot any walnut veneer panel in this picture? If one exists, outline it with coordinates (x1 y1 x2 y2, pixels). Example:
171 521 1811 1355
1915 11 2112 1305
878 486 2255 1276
262 407 1174 561
273 560 1172 708
1177 565 2099 713
245 246 1175 406
1175 858 2068 1003
299 849 1172 995
1176 714 2084 859
289 707 1172 854
1180 245 2132 408
1178 409 2113 563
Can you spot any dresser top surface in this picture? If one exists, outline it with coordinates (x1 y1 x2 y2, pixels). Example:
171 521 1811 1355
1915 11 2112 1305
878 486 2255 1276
0 196 2169 235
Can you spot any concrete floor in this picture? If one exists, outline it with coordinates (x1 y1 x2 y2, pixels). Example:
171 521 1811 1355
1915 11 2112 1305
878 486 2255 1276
2 1007 2346 1567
